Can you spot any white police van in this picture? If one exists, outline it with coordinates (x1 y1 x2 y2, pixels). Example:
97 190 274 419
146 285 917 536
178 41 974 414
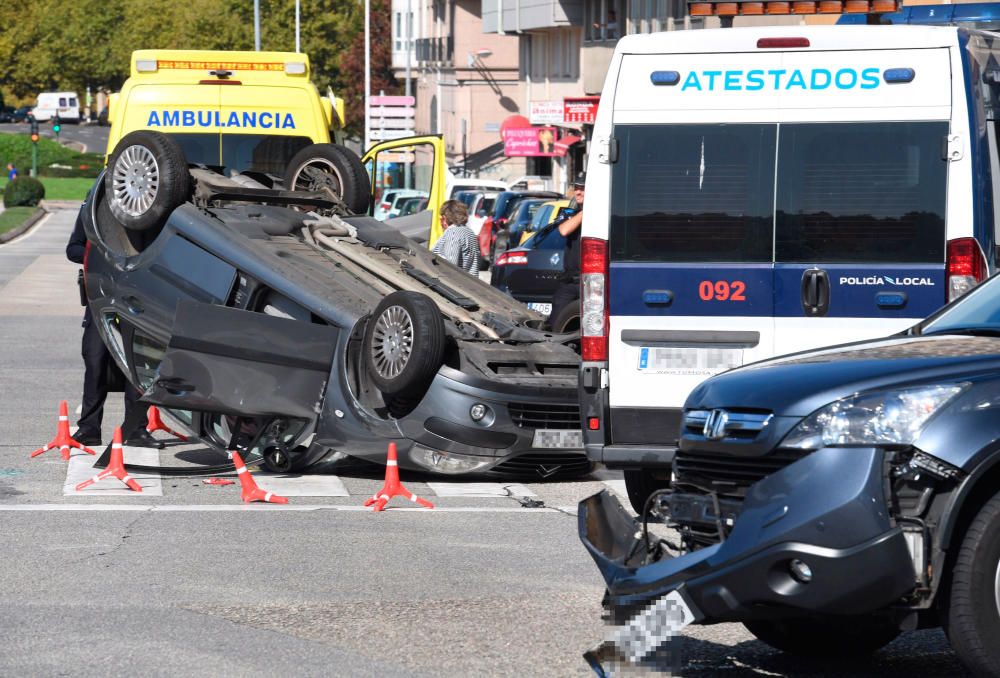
579 24 1000 510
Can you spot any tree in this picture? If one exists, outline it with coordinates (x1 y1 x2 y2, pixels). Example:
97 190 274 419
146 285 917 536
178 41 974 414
341 0 400 136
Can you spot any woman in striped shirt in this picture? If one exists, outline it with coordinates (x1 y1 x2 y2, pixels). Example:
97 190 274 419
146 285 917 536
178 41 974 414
431 200 480 275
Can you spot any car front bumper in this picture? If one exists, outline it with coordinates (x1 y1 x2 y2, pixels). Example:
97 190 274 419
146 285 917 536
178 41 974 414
579 446 917 624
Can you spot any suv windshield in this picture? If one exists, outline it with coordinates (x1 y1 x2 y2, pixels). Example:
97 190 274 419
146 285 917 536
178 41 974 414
610 121 948 264
922 274 1000 334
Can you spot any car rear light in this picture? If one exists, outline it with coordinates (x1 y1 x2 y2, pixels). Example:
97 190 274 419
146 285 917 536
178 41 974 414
495 252 528 266
380 202 391 211
581 237 609 362
947 237 988 302
588 417 600 431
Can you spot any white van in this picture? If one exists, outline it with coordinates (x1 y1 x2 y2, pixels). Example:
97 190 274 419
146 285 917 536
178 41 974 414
580 25 1000 510
32 91 80 122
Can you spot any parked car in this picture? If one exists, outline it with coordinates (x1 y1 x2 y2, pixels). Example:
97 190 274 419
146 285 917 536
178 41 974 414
446 176 508 199
492 198 546 257
478 190 562 263
519 199 570 245
387 190 429 218
0 107 13 123
491 207 579 326
580 270 1000 674
397 195 428 217
467 192 500 236
12 106 33 122
373 188 422 221
83 131 588 479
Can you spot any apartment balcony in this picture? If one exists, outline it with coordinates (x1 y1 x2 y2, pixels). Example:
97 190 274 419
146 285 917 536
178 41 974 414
414 37 455 65
482 0 583 32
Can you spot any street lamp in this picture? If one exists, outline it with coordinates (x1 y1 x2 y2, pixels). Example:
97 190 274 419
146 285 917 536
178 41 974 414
467 48 493 68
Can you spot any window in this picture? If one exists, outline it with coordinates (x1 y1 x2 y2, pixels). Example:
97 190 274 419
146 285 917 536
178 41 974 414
395 12 403 50
168 133 312 175
610 122 949 264
59 97 67 107
775 122 948 263
132 331 167 391
586 0 622 42
610 124 777 263
367 142 437 221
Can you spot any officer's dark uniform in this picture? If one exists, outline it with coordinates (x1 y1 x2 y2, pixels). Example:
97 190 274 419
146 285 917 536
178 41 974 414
66 203 159 447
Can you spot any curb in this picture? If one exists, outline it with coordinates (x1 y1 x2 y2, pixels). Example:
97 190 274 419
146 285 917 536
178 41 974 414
0 206 48 244
39 199 84 210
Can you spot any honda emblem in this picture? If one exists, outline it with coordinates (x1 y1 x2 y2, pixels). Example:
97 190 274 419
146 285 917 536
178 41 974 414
703 409 729 441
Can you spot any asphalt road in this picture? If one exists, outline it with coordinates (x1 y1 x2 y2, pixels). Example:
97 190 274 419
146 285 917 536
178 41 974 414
0 209 971 677
0 120 110 154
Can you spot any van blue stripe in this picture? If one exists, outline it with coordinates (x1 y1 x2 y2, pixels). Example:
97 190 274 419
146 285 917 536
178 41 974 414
610 262 945 318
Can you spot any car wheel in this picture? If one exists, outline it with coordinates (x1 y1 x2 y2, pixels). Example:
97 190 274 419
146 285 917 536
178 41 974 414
548 303 580 334
623 469 672 515
363 291 445 399
944 492 1000 676
744 617 900 658
285 143 371 214
105 131 190 232
94 188 159 256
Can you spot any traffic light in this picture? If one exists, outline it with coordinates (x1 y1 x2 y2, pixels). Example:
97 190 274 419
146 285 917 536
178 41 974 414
52 115 61 136
29 118 39 143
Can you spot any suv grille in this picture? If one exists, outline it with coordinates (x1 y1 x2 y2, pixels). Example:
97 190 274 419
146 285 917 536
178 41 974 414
509 402 580 430
489 452 592 479
674 448 811 495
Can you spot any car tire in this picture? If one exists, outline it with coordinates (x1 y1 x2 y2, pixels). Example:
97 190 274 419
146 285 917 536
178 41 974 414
548 303 580 334
944 492 1000 676
105 131 190 232
285 143 371 214
623 469 672 515
744 617 900 658
94 188 158 256
364 291 445 399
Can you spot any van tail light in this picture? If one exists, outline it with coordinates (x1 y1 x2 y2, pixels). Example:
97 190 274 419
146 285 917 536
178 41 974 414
946 237 987 302
380 202 391 211
581 237 609 362
494 252 528 267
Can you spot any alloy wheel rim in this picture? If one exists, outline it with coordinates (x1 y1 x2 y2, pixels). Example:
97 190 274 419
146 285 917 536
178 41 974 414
292 158 344 199
111 145 159 216
371 305 413 379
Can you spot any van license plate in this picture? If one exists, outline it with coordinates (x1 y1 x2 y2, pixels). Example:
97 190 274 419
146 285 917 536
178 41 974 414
638 347 743 376
532 429 583 448
528 302 552 316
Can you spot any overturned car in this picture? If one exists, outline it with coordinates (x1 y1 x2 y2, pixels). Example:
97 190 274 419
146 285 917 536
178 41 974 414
83 131 587 477
581 276 1000 676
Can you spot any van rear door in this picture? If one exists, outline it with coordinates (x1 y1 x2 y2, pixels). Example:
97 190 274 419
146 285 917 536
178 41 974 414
607 123 777 415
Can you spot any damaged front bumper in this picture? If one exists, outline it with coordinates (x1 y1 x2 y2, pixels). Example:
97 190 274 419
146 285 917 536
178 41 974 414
579 447 918 670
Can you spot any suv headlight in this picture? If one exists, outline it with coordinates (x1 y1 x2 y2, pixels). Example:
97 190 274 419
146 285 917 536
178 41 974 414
780 384 966 451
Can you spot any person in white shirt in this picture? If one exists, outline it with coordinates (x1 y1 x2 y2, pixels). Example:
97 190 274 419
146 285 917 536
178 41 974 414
432 200 480 275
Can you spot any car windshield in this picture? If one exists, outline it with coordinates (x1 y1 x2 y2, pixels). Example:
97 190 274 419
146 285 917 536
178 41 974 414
169 133 313 175
515 200 544 223
921 275 1000 334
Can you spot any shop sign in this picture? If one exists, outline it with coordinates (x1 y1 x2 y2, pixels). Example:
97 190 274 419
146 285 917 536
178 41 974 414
563 96 601 124
529 100 564 125
503 127 559 157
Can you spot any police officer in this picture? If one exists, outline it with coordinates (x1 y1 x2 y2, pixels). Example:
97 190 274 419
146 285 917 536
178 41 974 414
544 173 586 332
66 202 163 448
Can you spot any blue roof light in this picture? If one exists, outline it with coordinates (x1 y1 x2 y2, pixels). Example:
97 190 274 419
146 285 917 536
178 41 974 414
884 68 916 83
650 71 680 86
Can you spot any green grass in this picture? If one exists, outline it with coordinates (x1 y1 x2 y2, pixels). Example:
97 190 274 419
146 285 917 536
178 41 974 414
0 206 37 236
0 132 103 178
38 177 95 201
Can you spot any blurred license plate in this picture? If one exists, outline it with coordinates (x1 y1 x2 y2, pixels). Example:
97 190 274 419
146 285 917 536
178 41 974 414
615 590 697 662
638 347 743 375
532 429 583 448
528 302 552 316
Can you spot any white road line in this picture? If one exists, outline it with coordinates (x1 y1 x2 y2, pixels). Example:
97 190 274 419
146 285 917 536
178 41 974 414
64 446 163 496
427 482 537 498
252 473 349 497
0 504 579 514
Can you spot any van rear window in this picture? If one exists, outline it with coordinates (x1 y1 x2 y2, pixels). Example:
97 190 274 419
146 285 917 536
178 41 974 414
775 122 947 263
610 124 776 263
610 121 948 264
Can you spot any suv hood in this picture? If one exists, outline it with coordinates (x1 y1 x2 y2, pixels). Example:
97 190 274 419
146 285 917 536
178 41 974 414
686 334 1000 417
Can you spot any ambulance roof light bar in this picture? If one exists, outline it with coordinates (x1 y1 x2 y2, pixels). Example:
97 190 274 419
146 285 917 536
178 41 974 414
689 0 901 19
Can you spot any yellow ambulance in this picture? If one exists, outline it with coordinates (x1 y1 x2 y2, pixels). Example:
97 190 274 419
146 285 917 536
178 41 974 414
105 49 447 244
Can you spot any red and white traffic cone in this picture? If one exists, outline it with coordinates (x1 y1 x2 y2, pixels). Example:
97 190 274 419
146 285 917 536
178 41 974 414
146 406 188 441
75 427 142 492
364 443 434 512
232 451 288 504
31 400 96 461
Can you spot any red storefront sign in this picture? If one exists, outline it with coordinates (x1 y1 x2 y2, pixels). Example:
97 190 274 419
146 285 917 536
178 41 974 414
503 127 559 157
563 96 601 124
